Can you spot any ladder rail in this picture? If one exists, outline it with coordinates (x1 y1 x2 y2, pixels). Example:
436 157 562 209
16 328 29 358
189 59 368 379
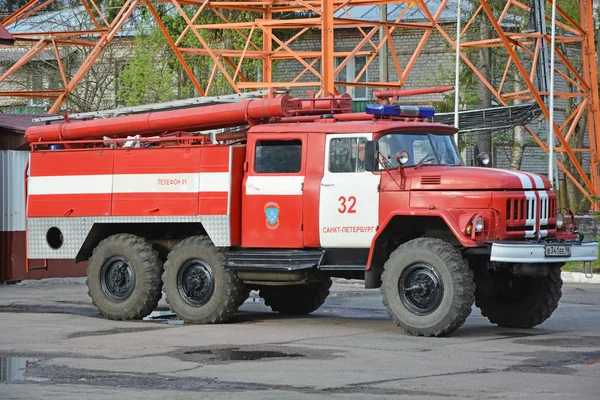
32 90 271 123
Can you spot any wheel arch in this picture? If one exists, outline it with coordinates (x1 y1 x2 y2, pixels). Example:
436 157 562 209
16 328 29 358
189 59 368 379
365 212 473 289
76 222 208 262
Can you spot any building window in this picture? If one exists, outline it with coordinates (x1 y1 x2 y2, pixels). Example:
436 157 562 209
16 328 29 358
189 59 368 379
27 70 51 107
329 137 368 173
255 139 302 173
334 56 368 100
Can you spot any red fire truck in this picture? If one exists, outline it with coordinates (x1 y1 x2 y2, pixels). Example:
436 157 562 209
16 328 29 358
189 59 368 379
23 93 598 336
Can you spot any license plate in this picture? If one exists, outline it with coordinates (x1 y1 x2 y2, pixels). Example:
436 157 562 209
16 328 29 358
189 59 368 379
545 245 571 257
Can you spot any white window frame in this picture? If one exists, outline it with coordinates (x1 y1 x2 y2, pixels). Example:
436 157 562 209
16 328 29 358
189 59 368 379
27 73 51 107
334 56 368 100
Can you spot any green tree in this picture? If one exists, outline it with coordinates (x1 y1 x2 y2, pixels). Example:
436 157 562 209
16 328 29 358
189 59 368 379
116 27 178 106
117 3 262 105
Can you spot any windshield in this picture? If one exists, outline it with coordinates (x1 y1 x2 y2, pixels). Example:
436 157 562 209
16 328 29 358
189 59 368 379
377 132 463 168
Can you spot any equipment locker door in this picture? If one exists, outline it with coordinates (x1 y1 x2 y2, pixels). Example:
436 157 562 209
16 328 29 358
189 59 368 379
241 134 307 248
319 134 380 248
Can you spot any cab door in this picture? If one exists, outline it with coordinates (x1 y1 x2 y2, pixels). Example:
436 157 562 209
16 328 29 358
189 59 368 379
241 134 307 248
319 134 380 248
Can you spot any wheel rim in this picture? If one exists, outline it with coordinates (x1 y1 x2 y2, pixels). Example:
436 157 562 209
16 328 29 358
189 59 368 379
399 263 444 315
100 256 136 302
177 259 215 307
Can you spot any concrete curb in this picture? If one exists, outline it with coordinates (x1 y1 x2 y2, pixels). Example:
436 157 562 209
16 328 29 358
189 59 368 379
561 271 600 284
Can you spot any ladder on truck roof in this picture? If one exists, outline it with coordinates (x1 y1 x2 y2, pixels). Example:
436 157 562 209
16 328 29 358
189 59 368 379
32 90 271 123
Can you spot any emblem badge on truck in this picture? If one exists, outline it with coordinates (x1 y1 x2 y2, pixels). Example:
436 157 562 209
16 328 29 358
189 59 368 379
264 202 280 230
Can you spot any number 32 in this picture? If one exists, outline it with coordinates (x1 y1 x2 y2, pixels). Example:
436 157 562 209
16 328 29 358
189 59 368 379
338 196 357 213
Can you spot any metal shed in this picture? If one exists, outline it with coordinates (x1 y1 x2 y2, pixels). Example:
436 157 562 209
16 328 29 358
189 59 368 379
0 25 14 45
0 115 84 282
1 150 28 281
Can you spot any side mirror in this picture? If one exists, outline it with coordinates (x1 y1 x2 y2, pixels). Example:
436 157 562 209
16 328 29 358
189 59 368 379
365 141 379 171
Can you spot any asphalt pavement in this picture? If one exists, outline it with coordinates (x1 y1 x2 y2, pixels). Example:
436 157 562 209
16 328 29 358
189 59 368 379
1 278 599 399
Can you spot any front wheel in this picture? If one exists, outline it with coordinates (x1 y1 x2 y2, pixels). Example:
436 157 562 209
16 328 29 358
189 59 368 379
162 236 249 324
475 265 562 328
381 238 475 337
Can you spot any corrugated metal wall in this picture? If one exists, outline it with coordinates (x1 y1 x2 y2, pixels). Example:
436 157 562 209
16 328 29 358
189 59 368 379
352 100 372 113
0 150 28 231
1 150 84 281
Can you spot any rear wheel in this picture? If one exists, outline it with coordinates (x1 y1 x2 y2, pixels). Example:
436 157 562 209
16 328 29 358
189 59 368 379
381 238 475 337
86 234 163 320
259 277 332 315
162 236 249 323
475 265 562 328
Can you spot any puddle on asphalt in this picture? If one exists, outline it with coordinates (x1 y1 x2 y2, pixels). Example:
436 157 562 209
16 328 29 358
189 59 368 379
183 348 304 362
0 356 48 382
567 352 600 366
580 358 600 366
514 336 600 348
510 350 600 374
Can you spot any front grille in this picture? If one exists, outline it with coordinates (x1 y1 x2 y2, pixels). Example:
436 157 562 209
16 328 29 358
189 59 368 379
501 190 556 239
506 198 528 222
507 224 556 232
505 195 551 224
528 198 535 221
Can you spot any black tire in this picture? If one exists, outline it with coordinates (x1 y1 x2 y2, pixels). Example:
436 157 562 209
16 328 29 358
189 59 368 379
162 236 249 324
259 277 332 315
475 266 562 328
381 238 475 337
86 234 163 320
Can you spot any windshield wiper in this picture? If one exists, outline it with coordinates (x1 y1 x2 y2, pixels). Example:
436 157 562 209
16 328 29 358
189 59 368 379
415 157 436 169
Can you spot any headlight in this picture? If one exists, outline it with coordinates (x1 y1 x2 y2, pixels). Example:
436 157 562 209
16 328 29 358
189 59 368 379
556 212 564 229
475 216 484 232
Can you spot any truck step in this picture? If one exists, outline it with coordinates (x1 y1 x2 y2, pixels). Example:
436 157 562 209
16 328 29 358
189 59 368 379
318 265 365 271
224 249 325 271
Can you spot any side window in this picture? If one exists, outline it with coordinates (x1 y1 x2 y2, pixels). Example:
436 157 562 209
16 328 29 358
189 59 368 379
329 137 367 173
255 139 302 173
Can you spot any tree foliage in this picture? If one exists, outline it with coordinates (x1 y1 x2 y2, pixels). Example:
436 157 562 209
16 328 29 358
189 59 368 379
116 3 262 106
116 27 177 106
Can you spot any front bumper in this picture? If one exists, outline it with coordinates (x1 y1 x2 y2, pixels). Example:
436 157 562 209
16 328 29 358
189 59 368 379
488 239 598 263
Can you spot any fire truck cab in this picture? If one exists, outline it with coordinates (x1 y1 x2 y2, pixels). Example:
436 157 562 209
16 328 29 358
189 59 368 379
24 97 599 337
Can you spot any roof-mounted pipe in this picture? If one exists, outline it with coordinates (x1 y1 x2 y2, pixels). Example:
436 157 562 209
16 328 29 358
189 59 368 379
25 96 302 143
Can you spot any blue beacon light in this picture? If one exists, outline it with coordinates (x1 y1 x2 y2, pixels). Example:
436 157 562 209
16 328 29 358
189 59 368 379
365 104 435 118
